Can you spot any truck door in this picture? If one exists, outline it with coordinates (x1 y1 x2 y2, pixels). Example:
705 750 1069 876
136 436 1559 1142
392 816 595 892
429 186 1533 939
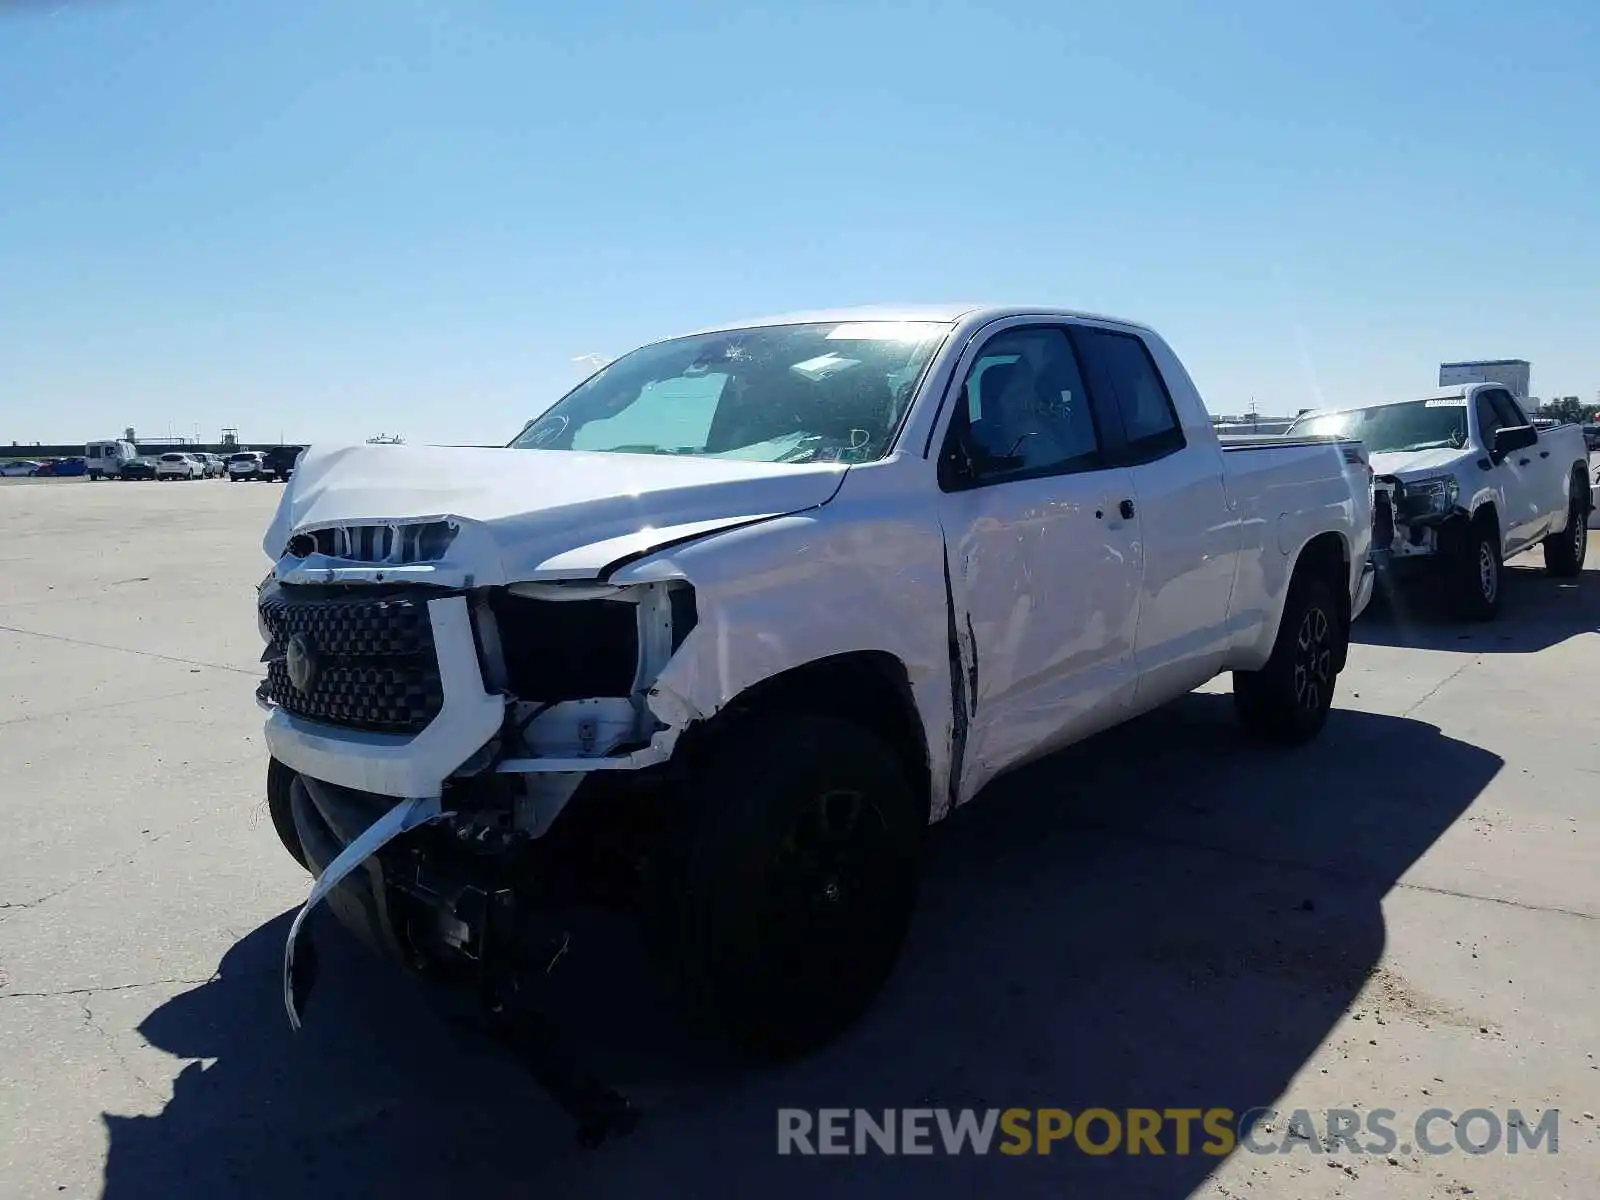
1475 389 1544 552
933 321 1141 802
1072 325 1237 707
1494 390 1561 544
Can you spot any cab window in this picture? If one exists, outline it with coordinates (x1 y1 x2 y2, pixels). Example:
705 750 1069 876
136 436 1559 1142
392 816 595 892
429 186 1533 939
941 326 1103 488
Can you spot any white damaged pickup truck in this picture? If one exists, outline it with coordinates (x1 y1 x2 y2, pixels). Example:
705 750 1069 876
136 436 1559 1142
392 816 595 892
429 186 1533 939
1285 385 1591 619
255 306 1374 1129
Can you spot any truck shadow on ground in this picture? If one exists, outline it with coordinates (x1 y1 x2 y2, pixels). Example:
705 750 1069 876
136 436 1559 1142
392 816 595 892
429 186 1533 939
1354 556 1598 654
103 692 1501 1199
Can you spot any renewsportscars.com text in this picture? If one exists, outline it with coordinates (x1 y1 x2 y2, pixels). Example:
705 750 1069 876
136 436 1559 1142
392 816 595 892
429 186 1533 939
777 1107 1561 1157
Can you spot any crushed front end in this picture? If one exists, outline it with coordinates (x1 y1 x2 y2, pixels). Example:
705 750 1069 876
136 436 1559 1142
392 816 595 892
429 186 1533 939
1369 473 1468 573
254 520 702 1143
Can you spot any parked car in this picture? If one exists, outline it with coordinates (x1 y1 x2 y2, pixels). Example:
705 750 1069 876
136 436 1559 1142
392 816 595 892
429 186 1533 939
1582 424 1600 453
254 304 1376 1133
33 457 88 477
154 452 204 480
118 457 158 481
0 460 43 477
262 445 305 481
227 451 269 481
1286 384 1592 619
196 452 227 478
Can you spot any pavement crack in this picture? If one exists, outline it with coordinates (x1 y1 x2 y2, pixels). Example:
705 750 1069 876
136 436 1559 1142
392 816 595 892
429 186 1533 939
1396 880 1597 920
3 974 222 1001
0 622 263 677
0 789 259 915
80 996 165 1100
1402 657 1480 716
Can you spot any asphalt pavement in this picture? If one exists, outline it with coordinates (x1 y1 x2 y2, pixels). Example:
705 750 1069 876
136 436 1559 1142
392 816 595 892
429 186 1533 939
1 476 1597 1199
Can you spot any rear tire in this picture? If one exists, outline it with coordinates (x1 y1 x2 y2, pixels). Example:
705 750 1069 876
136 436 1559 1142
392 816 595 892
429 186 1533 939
1543 478 1589 578
651 715 923 1060
1234 571 1343 745
266 757 310 871
1452 516 1502 621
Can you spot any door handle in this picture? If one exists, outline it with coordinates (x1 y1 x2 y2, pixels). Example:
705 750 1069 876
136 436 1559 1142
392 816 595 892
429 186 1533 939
1518 458 1531 466
1540 450 1550 458
1119 499 1136 520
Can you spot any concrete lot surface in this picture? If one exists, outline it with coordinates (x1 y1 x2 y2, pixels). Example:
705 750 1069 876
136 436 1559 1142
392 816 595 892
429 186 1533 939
2 476 1597 1199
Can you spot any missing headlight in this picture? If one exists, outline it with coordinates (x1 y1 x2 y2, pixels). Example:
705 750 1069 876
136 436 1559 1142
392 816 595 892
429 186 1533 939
487 590 639 701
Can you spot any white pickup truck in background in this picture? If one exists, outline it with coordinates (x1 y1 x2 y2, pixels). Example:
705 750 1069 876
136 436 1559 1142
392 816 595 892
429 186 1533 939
1285 384 1591 619
252 305 1375 1114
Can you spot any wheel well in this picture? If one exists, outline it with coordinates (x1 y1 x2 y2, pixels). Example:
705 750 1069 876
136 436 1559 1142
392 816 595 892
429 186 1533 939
1293 531 1351 669
1293 531 1348 594
678 651 933 823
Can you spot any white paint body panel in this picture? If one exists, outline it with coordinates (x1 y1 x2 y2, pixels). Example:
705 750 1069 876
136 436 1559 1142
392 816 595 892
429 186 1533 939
259 305 1374 818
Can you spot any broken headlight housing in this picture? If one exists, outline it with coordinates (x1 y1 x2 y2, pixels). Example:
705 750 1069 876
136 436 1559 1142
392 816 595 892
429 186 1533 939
1396 474 1458 520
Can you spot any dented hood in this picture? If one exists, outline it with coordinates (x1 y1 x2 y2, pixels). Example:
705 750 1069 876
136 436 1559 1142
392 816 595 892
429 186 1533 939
1367 447 1474 480
264 442 847 583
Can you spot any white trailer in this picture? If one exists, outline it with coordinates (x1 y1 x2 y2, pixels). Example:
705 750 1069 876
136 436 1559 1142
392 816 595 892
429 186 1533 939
1439 359 1531 406
84 439 137 480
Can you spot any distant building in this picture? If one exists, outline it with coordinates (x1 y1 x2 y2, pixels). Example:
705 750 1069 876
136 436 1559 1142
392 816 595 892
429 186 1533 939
1439 359 1531 405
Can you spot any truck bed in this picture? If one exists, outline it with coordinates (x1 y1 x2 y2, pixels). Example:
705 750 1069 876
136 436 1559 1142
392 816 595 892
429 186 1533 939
1217 433 1360 452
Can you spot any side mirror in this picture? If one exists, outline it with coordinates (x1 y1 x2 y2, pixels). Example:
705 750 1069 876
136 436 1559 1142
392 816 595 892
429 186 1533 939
940 425 978 488
1492 424 1538 459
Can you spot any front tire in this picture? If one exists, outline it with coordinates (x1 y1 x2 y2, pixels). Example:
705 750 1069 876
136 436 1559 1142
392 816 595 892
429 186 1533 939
652 715 923 1059
1543 479 1589 578
1234 572 1342 745
1453 517 1502 620
266 757 310 871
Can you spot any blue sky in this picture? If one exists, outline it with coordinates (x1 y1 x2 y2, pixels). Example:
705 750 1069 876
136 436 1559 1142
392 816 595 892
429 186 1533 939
2 0 1595 446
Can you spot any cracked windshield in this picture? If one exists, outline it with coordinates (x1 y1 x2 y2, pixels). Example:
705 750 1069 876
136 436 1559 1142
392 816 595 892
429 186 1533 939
510 321 948 464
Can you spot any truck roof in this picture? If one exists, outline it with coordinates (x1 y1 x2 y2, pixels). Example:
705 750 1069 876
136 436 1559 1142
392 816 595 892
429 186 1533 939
685 304 1155 337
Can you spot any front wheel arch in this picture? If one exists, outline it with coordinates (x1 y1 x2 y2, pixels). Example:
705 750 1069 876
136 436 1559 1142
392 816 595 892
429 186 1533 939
669 650 933 828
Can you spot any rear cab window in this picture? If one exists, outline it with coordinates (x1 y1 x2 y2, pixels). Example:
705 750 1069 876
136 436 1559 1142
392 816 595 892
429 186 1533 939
1071 327 1187 464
